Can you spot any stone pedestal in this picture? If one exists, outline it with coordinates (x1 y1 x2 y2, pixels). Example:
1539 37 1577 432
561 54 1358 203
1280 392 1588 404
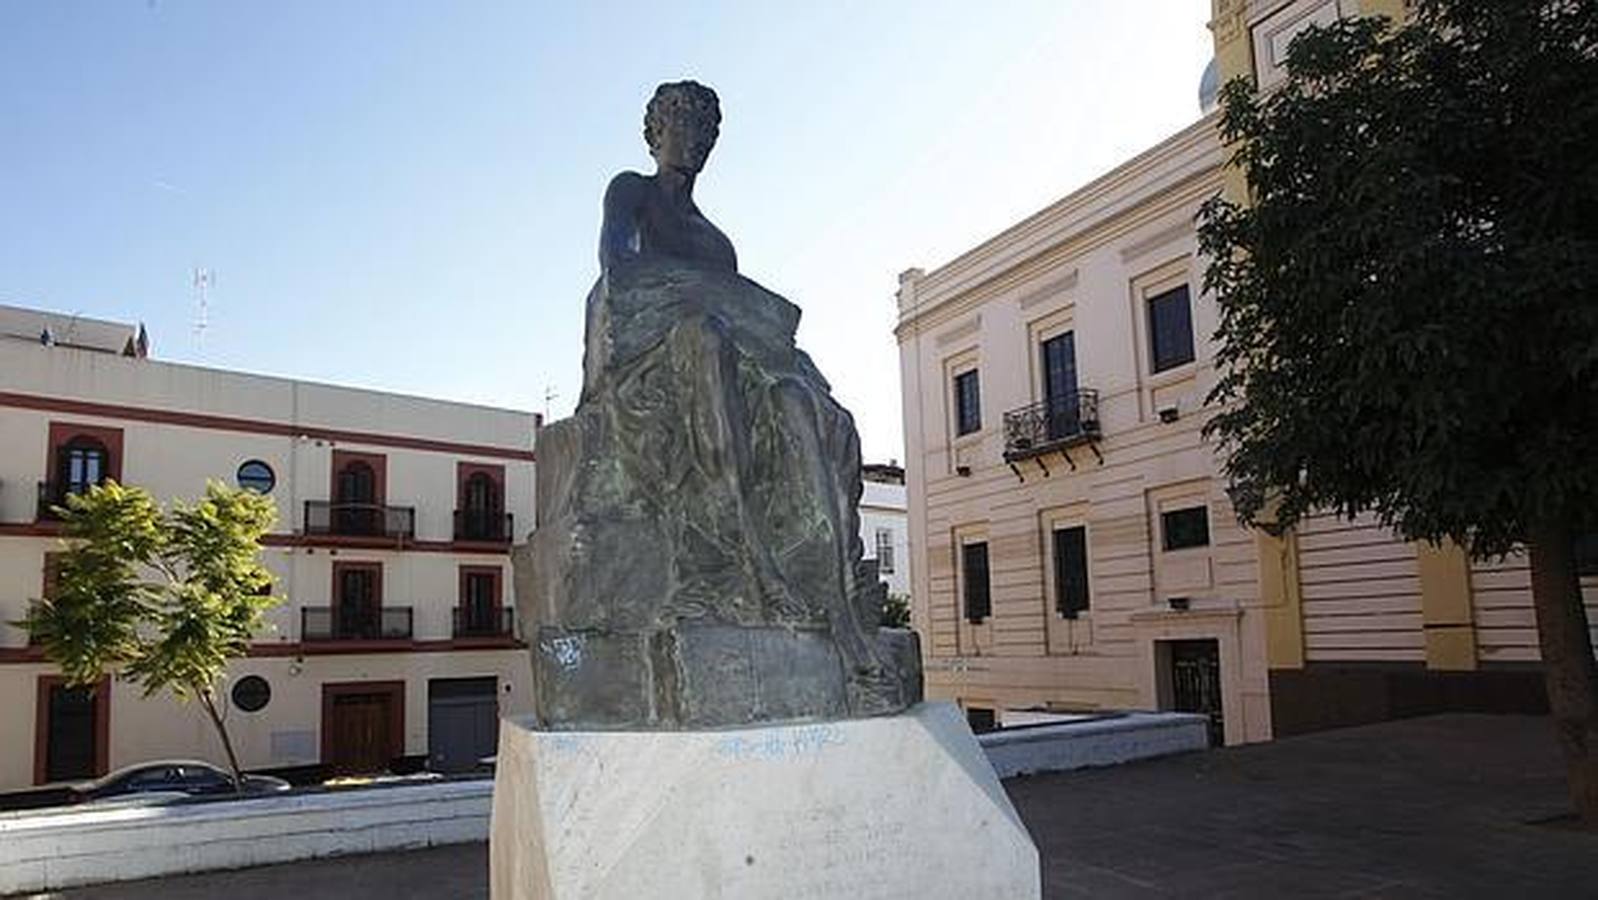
489 702 1039 899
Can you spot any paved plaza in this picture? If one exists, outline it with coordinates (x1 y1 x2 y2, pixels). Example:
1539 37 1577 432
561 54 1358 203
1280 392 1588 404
32 714 1598 899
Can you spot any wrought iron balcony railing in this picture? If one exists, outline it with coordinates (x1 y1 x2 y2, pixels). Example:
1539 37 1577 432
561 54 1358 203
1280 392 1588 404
452 606 516 639
300 606 413 642
1002 390 1102 462
453 509 514 543
36 481 92 521
303 501 416 540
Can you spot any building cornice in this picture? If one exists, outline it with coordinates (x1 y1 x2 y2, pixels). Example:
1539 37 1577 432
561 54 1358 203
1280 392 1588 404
895 165 1223 341
0 391 536 462
897 114 1222 333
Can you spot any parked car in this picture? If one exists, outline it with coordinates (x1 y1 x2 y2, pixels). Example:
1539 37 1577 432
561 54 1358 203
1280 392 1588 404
74 760 291 804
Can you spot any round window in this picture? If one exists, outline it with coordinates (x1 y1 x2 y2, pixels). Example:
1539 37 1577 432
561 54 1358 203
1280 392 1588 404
231 675 271 713
236 460 276 494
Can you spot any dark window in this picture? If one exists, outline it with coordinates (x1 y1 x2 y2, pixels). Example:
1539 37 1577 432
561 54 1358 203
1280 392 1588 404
1162 506 1211 551
459 471 505 540
1148 284 1195 373
965 706 998 734
1041 332 1080 440
44 683 99 782
335 462 379 535
1576 534 1598 577
463 571 498 632
236 460 276 494
463 473 500 514
962 541 991 623
231 675 272 713
1053 525 1090 619
336 462 376 504
954 369 981 436
337 567 379 639
58 438 109 496
874 528 895 575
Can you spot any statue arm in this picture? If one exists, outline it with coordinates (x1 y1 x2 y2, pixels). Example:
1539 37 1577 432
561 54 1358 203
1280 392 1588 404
598 172 647 273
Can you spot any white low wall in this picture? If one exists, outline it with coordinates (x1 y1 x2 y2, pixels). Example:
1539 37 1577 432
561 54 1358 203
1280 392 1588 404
0 712 1207 894
979 712 1210 778
0 779 491 895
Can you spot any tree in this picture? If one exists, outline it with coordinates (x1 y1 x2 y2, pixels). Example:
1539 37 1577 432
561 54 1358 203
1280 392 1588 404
1199 0 1598 823
881 592 911 629
20 480 279 789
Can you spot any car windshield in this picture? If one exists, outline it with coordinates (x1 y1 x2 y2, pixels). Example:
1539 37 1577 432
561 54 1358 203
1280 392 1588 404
111 766 177 792
181 765 230 787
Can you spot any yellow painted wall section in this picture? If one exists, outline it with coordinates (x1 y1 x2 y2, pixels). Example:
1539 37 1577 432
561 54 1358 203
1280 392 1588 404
1415 541 1477 670
1258 527 1306 669
1356 0 1413 22
1209 1 1252 85
1208 0 1253 205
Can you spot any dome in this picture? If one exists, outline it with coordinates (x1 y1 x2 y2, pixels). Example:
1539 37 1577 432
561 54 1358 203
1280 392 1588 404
1199 57 1221 114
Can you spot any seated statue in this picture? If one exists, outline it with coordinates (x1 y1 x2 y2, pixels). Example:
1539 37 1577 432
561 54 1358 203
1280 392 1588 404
518 80 922 730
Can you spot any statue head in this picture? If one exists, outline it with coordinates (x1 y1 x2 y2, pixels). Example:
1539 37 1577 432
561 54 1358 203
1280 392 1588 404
644 80 721 174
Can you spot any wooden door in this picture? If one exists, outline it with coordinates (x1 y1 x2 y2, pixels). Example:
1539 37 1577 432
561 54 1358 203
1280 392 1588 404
322 682 404 776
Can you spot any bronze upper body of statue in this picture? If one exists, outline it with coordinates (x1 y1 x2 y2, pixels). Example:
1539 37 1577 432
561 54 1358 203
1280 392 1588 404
598 81 738 276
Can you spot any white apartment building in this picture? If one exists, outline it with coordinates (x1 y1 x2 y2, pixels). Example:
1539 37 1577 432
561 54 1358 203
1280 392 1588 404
860 463 909 599
0 305 537 791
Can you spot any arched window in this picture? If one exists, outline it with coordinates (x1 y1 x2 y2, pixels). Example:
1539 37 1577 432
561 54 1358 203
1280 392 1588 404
58 438 109 497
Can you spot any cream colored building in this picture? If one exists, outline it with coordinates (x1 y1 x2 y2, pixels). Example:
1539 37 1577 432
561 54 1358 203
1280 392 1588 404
0 304 536 791
896 0 1596 745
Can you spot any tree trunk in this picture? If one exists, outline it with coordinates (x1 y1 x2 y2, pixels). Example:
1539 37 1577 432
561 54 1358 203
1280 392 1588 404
198 687 246 793
1527 515 1598 826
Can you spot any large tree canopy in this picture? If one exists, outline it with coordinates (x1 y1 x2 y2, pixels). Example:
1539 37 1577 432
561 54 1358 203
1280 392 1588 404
1198 0 1598 823
1200 1 1598 556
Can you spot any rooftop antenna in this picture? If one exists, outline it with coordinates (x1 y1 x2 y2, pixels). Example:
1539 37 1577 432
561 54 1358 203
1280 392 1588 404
192 267 214 353
543 383 560 421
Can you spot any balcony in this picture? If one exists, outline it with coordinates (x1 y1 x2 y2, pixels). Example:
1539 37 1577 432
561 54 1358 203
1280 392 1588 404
35 481 84 521
303 501 415 540
300 606 413 642
452 606 516 640
453 510 514 543
1002 391 1103 478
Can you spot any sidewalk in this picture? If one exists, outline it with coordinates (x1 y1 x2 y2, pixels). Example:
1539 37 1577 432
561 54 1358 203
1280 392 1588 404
40 714 1598 899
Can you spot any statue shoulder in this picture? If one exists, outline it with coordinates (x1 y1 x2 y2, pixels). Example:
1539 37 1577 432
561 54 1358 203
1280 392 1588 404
603 171 650 207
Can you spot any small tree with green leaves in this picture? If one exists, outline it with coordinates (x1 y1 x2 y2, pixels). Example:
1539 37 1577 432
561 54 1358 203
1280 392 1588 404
1199 1 1598 823
20 480 279 788
881 592 911 629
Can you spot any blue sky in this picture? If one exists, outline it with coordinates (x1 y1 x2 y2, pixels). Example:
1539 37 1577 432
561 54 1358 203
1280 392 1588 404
0 1 1213 462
